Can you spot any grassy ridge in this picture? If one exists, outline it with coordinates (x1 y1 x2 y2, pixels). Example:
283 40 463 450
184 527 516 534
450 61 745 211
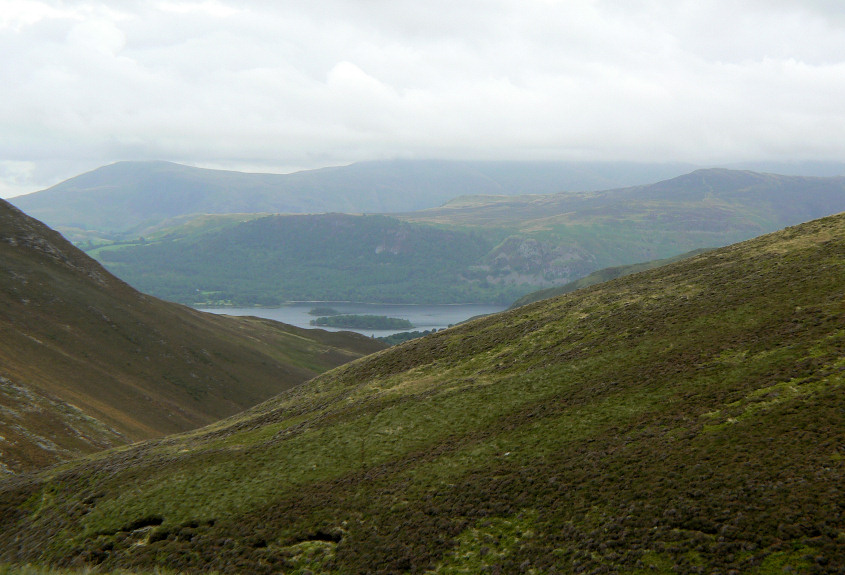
0 200 385 474
0 213 843 573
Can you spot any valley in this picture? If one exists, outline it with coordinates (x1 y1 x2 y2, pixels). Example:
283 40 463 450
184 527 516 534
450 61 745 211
0 200 384 474
1 160 844 573
0 211 842 573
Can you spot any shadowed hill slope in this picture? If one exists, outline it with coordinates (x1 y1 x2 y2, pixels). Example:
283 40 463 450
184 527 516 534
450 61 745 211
0 200 384 474
0 213 843 573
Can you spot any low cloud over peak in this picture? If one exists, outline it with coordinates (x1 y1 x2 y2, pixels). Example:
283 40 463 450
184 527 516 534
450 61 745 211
2 1 845 197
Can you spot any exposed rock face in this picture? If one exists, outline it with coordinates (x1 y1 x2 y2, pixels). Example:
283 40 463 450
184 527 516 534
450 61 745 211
478 236 597 286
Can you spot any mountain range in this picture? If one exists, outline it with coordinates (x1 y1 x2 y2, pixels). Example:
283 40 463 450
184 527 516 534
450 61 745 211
0 210 842 573
81 168 845 306
10 160 700 239
0 199 384 474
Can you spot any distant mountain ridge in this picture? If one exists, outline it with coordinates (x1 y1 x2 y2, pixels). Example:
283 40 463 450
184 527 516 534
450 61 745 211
0 199 384 474
10 160 697 237
408 168 845 228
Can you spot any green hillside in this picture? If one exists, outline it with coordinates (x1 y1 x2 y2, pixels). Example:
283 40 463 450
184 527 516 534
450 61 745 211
0 200 384 474
91 213 512 305
0 212 842 573
9 160 695 241
85 169 845 305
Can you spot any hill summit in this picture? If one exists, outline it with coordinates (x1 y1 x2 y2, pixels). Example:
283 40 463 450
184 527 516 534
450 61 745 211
0 212 843 573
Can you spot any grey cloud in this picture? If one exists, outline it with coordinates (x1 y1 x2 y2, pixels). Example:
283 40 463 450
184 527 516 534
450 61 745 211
2 1 845 197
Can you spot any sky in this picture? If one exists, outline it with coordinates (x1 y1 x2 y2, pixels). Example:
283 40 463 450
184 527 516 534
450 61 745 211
2 0 845 198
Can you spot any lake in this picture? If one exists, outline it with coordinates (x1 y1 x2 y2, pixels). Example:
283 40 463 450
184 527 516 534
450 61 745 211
196 302 507 336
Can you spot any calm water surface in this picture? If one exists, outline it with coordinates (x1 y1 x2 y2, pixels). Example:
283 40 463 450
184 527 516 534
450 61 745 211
196 302 507 336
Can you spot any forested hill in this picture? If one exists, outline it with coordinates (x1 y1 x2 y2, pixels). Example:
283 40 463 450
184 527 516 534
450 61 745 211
0 199 384 474
0 212 842 573
94 213 505 305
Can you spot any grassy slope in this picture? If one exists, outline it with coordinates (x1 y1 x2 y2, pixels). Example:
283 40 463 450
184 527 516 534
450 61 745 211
0 213 843 574
0 200 385 474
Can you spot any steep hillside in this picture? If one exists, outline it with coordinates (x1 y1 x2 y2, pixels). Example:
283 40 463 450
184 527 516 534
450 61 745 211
0 213 842 573
87 169 845 305
0 200 384 474
9 160 694 240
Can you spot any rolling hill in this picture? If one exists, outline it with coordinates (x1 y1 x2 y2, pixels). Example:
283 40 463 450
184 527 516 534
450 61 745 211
9 160 696 241
86 169 845 306
0 199 384 475
0 211 842 573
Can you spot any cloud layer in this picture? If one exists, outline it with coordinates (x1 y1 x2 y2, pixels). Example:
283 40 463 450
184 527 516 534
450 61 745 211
2 0 845 196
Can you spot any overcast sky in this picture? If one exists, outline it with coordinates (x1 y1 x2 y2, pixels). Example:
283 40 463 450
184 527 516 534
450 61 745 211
2 1 845 197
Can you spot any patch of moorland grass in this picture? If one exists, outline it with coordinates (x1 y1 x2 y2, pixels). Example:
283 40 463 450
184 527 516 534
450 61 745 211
426 510 539 574
632 551 676 574
702 369 844 434
749 546 819 574
196 413 313 451
397 323 843 499
393 371 677 497
277 540 337 574
631 549 705 574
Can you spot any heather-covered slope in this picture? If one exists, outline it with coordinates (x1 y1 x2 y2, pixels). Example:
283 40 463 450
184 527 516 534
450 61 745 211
0 200 384 474
0 213 843 574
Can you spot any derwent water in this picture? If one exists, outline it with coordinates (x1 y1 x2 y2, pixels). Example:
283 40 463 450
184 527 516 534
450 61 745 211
197 302 507 336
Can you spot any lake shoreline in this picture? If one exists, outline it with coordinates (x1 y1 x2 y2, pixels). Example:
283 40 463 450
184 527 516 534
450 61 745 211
197 302 507 337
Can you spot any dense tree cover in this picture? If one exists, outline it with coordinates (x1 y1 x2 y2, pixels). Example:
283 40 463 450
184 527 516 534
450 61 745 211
95 214 529 305
309 314 414 330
